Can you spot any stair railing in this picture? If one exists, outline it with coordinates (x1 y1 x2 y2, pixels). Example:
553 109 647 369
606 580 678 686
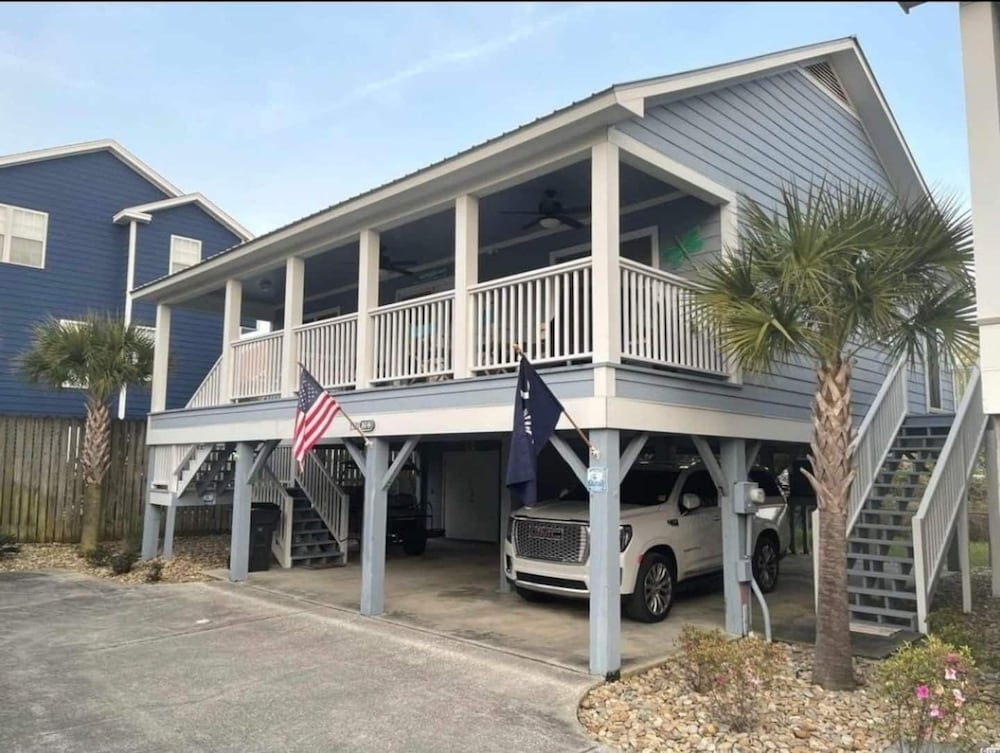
252 463 294 568
847 357 910 532
912 368 986 632
298 451 350 559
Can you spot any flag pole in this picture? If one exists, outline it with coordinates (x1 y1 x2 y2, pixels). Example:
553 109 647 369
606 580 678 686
511 344 599 458
297 362 371 446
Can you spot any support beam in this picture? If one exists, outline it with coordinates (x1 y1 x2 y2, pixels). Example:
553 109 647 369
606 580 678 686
379 436 421 490
220 279 243 403
162 506 177 560
150 304 172 412
549 434 588 485
453 195 479 379
361 438 390 615
619 433 649 479
247 440 279 484
746 440 762 470
356 229 380 388
988 418 1000 597
588 429 621 678
229 441 254 582
281 256 305 397
720 439 749 636
118 219 140 419
140 501 162 560
499 435 512 593
957 494 972 614
692 436 728 489
344 440 367 476
590 140 621 365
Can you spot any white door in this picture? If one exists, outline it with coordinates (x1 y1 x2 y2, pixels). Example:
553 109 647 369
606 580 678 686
443 450 500 542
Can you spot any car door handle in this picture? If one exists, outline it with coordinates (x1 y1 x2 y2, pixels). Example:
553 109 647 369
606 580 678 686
712 516 721 522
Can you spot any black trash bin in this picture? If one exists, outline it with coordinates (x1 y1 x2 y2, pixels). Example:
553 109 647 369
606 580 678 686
248 503 281 572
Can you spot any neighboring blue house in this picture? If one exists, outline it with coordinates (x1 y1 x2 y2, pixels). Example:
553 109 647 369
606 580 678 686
0 140 253 418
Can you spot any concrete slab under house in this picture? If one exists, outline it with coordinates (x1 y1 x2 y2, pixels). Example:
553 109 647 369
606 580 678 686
133 37 995 677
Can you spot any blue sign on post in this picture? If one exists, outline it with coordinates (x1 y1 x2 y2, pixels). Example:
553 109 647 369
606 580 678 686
586 466 607 494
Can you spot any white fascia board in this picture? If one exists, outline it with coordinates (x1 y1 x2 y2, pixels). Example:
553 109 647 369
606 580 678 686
0 139 183 197
112 210 153 225
131 93 629 304
113 193 253 241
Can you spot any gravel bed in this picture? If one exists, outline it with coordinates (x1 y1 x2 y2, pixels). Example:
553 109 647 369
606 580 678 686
0 535 229 583
580 571 1000 753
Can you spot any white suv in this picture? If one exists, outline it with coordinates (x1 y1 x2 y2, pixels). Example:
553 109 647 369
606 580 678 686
503 465 790 622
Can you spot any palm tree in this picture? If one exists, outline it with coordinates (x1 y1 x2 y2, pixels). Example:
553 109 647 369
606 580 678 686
694 183 977 690
22 315 155 554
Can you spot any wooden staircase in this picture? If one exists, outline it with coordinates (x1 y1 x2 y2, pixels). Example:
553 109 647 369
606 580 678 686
847 414 951 630
287 484 345 567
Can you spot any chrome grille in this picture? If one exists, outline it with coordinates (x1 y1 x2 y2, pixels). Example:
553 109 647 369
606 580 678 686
513 519 588 563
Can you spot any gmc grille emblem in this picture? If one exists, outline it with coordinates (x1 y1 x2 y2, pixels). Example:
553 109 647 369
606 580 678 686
533 526 564 541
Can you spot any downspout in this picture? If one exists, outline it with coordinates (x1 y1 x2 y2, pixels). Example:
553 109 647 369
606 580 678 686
117 219 139 420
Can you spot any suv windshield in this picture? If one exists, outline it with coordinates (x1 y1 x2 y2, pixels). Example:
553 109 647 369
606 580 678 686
557 468 681 506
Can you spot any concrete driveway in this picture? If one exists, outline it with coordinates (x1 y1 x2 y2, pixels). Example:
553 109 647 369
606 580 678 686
0 571 603 753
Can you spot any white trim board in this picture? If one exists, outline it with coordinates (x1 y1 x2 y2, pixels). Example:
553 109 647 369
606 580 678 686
114 193 253 241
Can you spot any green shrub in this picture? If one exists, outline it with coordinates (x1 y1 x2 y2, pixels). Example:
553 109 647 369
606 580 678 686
144 560 164 583
677 626 784 732
108 550 137 575
875 636 977 752
929 610 999 673
0 534 19 559
83 543 114 568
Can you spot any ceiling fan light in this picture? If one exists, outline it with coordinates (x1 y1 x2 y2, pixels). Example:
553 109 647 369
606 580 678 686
539 216 562 230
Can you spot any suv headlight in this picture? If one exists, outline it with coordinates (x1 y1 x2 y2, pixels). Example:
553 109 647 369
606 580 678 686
619 524 633 552
506 517 514 542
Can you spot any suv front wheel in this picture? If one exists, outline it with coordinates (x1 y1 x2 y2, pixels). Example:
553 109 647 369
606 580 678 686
625 552 674 623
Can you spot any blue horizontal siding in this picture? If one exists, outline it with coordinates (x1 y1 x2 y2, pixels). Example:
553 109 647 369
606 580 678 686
616 67 930 424
0 150 240 417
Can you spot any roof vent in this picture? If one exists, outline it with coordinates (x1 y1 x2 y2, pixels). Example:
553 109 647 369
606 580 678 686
805 62 852 109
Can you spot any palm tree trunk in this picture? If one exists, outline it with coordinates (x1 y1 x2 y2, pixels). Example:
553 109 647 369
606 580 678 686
803 358 857 690
79 397 111 553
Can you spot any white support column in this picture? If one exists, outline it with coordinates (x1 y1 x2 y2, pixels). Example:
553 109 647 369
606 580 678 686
588 428 621 679
229 441 254 582
988 418 1000 597
162 505 177 560
957 494 972 614
356 229 380 388
720 439 749 636
219 279 243 403
281 256 305 397
117 219 140 419
591 141 621 365
150 304 172 413
453 194 479 379
140 501 161 560
361 437 390 615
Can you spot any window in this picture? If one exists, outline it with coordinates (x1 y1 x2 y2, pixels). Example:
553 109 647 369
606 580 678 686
680 469 719 508
169 235 202 273
0 203 48 268
748 469 783 498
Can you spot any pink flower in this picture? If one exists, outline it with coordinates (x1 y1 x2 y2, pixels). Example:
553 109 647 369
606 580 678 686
929 704 943 719
916 685 930 700
952 688 965 705
944 667 957 681
946 651 959 664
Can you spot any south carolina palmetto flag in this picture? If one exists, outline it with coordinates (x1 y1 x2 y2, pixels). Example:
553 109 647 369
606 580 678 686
292 368 340 470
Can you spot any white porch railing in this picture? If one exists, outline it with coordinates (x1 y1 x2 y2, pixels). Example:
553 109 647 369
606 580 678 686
295 315 358 390
371 291 454 383
231 332 283 401
913 369 986 632
471 258 592 372
847 357 910 531
186 356 224 409
620 259 727 376
149 445 176 490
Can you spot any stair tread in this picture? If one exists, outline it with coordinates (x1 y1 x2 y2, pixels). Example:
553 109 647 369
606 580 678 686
291 551 340 561
849 604 918 619
847 552 913 562
853 523 911 532
848 569 914 582
849 537 914 547
848 586 918 600
293 537 337 547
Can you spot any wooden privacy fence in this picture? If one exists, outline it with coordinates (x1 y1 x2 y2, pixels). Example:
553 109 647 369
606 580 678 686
0 416 228 543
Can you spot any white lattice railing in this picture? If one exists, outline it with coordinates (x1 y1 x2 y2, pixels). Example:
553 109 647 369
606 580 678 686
231 332 283 401
371 291 454 383
847 357 910 531
620 259 727 376
149 443 196 492
295 315 358 390
186 356 224 409
913 369 986 632
471 258 592 372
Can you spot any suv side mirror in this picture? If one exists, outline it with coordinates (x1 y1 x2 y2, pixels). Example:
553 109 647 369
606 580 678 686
681 493 701 512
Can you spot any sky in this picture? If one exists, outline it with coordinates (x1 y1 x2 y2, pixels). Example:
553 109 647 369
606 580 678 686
0 1 969 235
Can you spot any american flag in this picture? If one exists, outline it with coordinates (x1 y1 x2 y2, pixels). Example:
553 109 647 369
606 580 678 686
292 368 340 470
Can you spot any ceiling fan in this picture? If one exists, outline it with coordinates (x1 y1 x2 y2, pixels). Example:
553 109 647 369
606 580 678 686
501 188 589 230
